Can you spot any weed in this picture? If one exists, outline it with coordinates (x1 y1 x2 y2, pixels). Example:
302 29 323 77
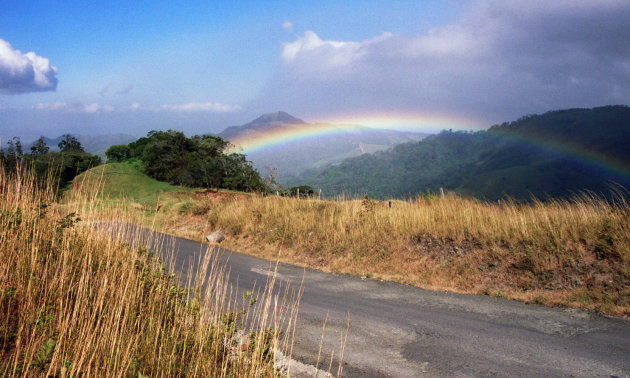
594 219 620 260
31 338 56 369
57 211 80 230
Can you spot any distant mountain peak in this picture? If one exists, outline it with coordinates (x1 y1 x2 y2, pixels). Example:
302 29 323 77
219 111 306 140
249 111 305 125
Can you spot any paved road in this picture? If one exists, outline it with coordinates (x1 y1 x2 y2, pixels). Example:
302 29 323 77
99 223 630 377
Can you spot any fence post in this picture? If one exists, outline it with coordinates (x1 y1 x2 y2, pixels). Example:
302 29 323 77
440 187 445 199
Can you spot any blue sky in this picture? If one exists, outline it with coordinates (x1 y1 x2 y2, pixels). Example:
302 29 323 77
1 0 629 141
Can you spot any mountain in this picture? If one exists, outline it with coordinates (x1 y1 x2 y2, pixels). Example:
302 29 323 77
218 111 427 178
287 106 630 201
27 133 137 158
220 111 305 140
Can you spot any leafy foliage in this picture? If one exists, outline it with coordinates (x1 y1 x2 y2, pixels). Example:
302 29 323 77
1 136 101 193
57 134 84 153
108 130 268 192
290 106 630 201
30 137 50 155
104 144 130 162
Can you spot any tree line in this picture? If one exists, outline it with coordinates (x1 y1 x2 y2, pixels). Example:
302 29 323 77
1 134 102 193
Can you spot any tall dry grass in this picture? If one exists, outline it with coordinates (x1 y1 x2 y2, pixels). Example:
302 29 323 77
68 164 630 315
157 191 630 316
0 164 301 377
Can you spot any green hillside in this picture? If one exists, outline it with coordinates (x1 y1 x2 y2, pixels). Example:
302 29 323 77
289 106 630 201
73 160 190 206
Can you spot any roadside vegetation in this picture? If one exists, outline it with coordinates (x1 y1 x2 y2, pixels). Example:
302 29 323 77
71 162 630 316
0 163 300 377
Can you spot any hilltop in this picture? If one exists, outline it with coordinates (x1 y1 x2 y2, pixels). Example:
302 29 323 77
219 111 305 140
289 106 630 201
218 111 427 178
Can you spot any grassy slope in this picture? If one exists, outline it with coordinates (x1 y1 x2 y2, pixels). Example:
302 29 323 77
76 164 630 317
72 160 192 207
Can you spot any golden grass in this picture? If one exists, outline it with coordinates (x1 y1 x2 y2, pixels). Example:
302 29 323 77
0 165 302 377
70 165 630 316
109 190 629 317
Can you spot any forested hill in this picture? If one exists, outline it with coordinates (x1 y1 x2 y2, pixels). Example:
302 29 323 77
288 106 630 201
105 130 268 192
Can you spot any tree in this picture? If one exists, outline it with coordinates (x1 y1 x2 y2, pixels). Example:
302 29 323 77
13 137 23 156
6 139 15 158
58 134 84 153
30 137 50 155
105 144 130 162
117 130 269 192
4 139 16 168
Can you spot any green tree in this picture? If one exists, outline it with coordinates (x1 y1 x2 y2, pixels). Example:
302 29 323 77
13 137 23 156
105 144 130 162
117 130 268 192
5 139 17 168
30 137 50 155
58 134 84 153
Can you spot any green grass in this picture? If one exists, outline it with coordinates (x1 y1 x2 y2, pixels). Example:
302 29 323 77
73 160 191 206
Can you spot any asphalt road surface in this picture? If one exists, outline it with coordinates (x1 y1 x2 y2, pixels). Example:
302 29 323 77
98 223 630 377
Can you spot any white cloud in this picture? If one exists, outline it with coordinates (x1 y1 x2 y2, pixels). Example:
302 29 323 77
0 39 58 94
32 101 239 114
281 31 392 70
259 0 630 123
35 102 68 111
282 21 293 31
160 102 241 112
36 102 114 114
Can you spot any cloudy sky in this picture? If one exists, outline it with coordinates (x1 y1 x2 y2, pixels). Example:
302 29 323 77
1 0 629 142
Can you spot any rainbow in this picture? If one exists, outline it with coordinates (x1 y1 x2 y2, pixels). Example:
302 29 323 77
225 110 630 182
228 112 485 154
496 131 630 180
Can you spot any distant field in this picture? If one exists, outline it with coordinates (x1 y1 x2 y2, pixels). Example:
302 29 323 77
71 164 630 317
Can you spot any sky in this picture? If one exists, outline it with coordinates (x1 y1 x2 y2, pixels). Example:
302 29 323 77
1 0 629 142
